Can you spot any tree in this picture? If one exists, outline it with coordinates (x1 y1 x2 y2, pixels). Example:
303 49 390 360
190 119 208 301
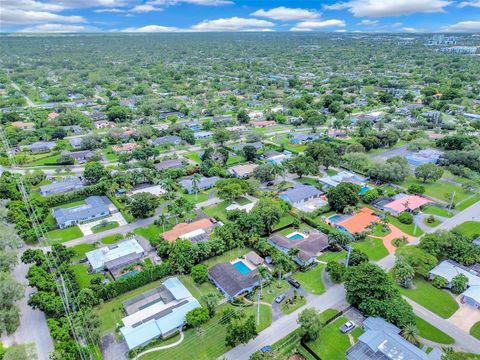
243 145 258 162
327 261 346 282
328 231 351 249
451 274 468 294
297 308 323 341
0 272 23 334
107 105 129 122
225 315 257 347
398 212 413 224
128 192 159 218
237 110 249 124
401 323 420 346
186 307 210 328
190 264 208 284
200 293 220 317
432 275 448 289
217 178 249 201
3 343 37 360
191 173 201 200
213 128 231 146
415 163 444 183
327 182 360 213
285 155 318 178
349 249 369 266
396 246 437 278
57 155 74 165
250 198 283 234
393 259 415 288
252 164 275 183
83 162 108 184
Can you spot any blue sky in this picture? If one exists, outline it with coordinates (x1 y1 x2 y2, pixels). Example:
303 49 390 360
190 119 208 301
1 0 480 33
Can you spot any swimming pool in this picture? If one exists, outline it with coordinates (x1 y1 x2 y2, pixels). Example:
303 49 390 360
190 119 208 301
118 270 139 279
329 215 342 222
287 232 306 241
359 186 371 195
233 261 252 275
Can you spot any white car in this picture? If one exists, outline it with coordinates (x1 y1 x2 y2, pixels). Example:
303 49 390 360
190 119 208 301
340 321 356 333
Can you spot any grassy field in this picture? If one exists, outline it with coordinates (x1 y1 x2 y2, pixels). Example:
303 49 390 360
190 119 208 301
101 233 124 244
398 277 459 319
317 250 346 263
281 294 307 314
177 275 220 301
399 176 472 204
202 200 230 222
91 221 119 233
71 243 95 262
226 155 245 165
181 191 210 204
71 263 104 289
273 213 296 231
184 152 202 164
30 153 61 166
422 206 453 218
372 224 391 237
470 321 480 340
54 200 86 209
416 316 454 344
306 316 363 359
351 237 389 261
387 215 423 237
294 177 320 187
202 247 250 268
456 193 480 211
45 225 83 243
292 264 326 295
453 221 480 240
423 217 442 228
133 224 162 243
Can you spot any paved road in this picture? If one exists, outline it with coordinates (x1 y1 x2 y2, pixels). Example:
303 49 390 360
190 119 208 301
221 285 348 360
0 253 54 360
11 82 35 107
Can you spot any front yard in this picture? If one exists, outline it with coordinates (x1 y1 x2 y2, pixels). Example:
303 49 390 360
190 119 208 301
352 237 389 261
453 221 480 240
91 221 119 233
292 264 326 295
415 316 454 344
45 225 83 244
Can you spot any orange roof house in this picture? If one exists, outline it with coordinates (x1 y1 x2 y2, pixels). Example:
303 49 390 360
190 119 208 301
383 195 430 215
11 121 35 130
250 120 276 128
162 218 216 242
337 207 378 235
112 142 138 153
48 112 60 121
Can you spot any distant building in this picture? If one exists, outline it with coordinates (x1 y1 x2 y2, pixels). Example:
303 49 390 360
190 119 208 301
264 150 292 164
40 177 84 196
228 163 259 178
194 131 213 140
381 194 431 216
62 150 97 164
250 120 275 128
94 120 113 129
162 218 218 243
333 207 379 236
112 143 138 153
232 142 263 152
69 137 83 148
154 158 184 171
179 176 220 194
318 170 367 189
11 121 35 130
21 141 56 153
120 277 200 350
346 317 442 360
268 232 328 266
152 135 181 146
53 196 112 228
280 185 322 206
289 133 321 144
47 112 60 121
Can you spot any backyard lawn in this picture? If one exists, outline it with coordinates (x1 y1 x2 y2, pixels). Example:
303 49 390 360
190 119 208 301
317 250 346 263
101 233 124 244
184 152 202 164
415 316 454 344
54 199 86 209
306 316 363 359
71 243 95 262
351 237 389 261
133 224 162 244
273 213 296 231
292 264 326 295
71 263 104 289
45 226 83 243
453 221 480 240
177 275 220 301
202 200 230 222
294 177 321 187
470 321 480 340
398 277 459 319
202 247 251 268
91 221 119 233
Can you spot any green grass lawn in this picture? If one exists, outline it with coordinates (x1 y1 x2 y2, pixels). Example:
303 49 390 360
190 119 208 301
54 199 86 209
453 221 480 240
30 153 61 166
294 177 320 187
71 263 104 289
398 277 459 319
351 237 389 261
317 250 346 263
387 215 424 237
306 316 363 359
273 213 296 231
456 193 480 211
292 264 326 295
202 247 250 268
71 243 95 262
184 152 202 164
416 316 454 344
372 223 391 237
133 224 162 244
226 155 245 165
91 221 119 233
281 294 307 314
423 217 442 228
258 280 290 304
202 200 230 222
326 169 338 176
45 225 83 243
398 176 472 204
422 206 453 218
177 275 220 301
181 191 210 204
101 233 124 244
470 321 480 340
235 196 251 206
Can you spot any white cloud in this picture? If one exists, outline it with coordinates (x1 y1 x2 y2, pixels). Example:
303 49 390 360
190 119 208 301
3 0 65 11
121 25 179 32
148 0 232 6
19 23 89 32
94 8 127 13
129 4 163 12
251 7 320 21
391 22 402 28
324 0 451 17
401 27 421 32
1 9 86 25
191 17 275 31
50 0 131 8
442 21 480 32
458 0 480 7
290 19 346 31
335 29 347 32
357 19 379 26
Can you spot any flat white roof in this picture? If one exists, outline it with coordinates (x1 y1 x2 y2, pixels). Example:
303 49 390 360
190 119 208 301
86 239 144 270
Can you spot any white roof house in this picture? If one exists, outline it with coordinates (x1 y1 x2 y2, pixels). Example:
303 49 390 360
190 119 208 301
86 239 146 272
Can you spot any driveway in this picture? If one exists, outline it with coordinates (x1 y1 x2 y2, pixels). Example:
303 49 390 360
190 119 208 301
78 212 127 236
372 224 416 254
448 299 480 332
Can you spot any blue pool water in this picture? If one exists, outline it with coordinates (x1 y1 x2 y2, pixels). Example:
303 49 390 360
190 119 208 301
329 215 342 222
118 270 139 279
288 233 305 241
233 261 252 275
359 186 371 195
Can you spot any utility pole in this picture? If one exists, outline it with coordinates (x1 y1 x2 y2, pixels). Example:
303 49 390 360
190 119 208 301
345 245 352 267
449 191 456 211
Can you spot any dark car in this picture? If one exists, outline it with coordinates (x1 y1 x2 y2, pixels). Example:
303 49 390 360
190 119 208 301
340 321 356 333
287 277 301 289
260 345 272 353
266 181 274 186
275 294 286 303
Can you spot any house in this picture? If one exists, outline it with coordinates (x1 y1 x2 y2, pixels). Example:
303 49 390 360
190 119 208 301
179 176 220 194
208 257 261 300
152 135 181 146
382 194 431 216
318 170 367 189
40 177 84 196
226 125 248 133
228 163 259 178
335 207 379 236
268 232 329 266
112 143 138 153
11 121 35 130
162 218 218 243
131 184 166 196
185 121 201 131
289 133 321 144
21 141 56 153
280 185 322 206
154 158 184 171
63 125 82 134
69 137 83 149
429 260 480 309
346 317 442 360
264 150 292 165
232 142 263 152
463 113 480 120
248 110 264 119
86 238 147 273
120 98 137 109
73 99 95 107
159 111 185 119
63 150 97 163
48 112 60 121
94 120 113 129
53 196 112 228
250 120 275 128
120 277 200 350
194 131 212 140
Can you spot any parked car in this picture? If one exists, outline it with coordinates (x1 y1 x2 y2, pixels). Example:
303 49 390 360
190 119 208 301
260 345 272 353
275 294 286 303
286 277 301 289
266 181 274 186
340 321 356 333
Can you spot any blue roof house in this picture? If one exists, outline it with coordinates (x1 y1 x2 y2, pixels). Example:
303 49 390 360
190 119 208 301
53 196 111 228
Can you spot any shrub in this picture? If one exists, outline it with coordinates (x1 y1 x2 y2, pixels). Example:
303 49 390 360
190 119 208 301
408 184 425 195
398 212 413 224
327 261 346 283
392 237 408 248
191 264 209 284
432 275 448 289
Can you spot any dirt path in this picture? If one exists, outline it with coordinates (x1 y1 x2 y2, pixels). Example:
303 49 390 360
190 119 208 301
135 331 184 359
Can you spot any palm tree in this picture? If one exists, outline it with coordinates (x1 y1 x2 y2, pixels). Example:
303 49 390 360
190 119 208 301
191 173 201 201
401 324 420 346
156 213 168 231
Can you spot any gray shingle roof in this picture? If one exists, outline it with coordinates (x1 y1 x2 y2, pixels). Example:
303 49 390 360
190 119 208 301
179 176 220 193
53 196 110 225
269 232 328 261
40 177 84 196
208 263 259 298
154 158 184 170
281 185 322 203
